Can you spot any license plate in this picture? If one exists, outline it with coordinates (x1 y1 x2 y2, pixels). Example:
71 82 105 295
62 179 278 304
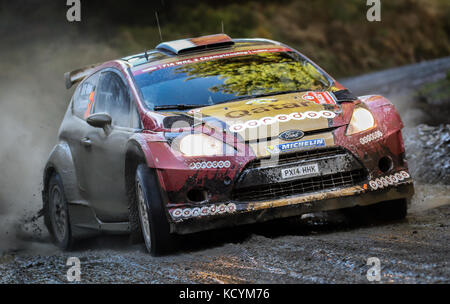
281 163 320 179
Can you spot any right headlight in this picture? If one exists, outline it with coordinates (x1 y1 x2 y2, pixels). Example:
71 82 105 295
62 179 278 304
178 133 235 156
346 107 375 135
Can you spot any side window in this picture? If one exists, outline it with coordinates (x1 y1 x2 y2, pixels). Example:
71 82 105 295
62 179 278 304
94 71 131 127
72 72 100 119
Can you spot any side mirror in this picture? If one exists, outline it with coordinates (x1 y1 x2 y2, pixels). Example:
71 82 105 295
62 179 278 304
87 113 112 129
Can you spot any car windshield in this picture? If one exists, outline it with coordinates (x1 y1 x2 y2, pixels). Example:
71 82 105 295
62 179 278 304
133 51 331 110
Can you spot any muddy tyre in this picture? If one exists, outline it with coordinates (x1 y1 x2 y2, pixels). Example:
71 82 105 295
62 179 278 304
135 164 177 255
45 172 74 250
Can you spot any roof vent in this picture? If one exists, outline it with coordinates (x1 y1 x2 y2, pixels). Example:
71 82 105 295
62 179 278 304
156 34 234 55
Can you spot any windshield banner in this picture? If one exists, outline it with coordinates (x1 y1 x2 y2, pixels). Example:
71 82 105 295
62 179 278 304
133 47 292 76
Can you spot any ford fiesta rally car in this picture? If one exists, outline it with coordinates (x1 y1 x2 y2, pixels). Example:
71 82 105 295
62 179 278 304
42 34 414 255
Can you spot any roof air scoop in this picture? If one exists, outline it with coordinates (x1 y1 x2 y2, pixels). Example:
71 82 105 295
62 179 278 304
156 34 234 55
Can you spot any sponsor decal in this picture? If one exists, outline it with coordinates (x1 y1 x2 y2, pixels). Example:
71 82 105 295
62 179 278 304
172 208 183 218
369 180 378 190
380 177 388 187
134 47 292 76
189 160 231 169
229 110 337 132
302 91 337 105
183 208 192 217
360 130 383 145
171 203 237 219
368 171 411 190
218 204 227 214
278 129 304 141
191 207 201 217
224 102 309 119
245 98 277 105
267 138 326 154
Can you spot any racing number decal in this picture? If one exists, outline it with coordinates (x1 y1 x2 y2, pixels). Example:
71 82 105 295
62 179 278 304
302 91 337 105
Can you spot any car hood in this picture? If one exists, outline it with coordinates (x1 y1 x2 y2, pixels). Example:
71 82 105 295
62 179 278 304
158 91 354 141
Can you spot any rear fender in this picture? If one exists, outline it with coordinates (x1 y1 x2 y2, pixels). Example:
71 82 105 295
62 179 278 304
43 142 103 239
43 141 82 205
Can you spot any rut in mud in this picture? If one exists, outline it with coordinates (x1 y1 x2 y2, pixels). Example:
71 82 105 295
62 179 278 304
0 58 449 284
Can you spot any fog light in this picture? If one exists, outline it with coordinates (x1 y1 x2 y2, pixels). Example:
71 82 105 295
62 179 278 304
378 156 393 173
187 189 208 203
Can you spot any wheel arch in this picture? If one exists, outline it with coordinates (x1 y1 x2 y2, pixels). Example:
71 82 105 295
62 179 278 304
125 140 148 201
124 139 152 242
42 142 82 208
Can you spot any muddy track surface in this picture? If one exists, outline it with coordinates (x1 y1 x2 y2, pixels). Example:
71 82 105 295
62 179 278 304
1 58 449 284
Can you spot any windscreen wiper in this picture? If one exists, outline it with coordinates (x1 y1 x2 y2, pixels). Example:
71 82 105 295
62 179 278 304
153 104 205 111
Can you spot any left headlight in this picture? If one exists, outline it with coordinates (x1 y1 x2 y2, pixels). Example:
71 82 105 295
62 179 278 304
346 107 375 135
179 133 235 156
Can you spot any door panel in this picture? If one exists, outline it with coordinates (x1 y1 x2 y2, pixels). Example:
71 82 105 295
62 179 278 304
66 72 100 194
77 70 136 222
81 127 130 221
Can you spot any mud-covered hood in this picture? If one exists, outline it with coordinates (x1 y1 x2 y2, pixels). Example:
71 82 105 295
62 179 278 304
159 91 354 141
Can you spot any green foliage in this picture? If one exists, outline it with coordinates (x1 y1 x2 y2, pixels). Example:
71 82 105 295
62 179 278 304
174 52 328 96
114 0 449 78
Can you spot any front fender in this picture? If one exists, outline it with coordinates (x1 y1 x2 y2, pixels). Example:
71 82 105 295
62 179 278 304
359 95 404 135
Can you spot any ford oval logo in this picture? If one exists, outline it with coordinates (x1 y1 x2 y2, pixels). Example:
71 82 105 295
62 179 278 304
279 130 304 141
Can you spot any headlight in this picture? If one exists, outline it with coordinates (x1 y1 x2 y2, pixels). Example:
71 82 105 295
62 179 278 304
346 107 375 135
179 134 234 156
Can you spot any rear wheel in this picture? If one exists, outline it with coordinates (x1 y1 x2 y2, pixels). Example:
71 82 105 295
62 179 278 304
135 164 177 255
45 173 73 250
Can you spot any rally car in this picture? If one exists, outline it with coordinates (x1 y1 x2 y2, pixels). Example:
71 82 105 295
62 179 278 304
42 34 414 255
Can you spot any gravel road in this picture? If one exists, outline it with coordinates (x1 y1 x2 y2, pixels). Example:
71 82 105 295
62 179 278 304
1 58 449 284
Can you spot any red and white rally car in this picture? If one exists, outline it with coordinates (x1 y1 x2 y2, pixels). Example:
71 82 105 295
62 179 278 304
42 34 414 255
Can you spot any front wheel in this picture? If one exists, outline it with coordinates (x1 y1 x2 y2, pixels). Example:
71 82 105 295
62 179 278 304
45 172 74 250
135 164 177 255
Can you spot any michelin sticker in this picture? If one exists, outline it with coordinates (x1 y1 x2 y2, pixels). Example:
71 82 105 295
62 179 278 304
267 138 326 154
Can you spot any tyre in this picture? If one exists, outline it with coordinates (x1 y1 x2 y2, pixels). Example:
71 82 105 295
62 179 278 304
44 172 74 250
135 164 177 255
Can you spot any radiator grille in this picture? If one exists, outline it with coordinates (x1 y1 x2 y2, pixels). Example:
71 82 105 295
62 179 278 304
232 169 366 202
247 147 347 169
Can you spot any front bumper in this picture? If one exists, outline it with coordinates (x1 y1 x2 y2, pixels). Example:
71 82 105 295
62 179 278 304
155 126 413 234
170 175 414 234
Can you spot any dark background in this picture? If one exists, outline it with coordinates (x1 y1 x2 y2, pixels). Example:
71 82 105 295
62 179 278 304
1 0 449 77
